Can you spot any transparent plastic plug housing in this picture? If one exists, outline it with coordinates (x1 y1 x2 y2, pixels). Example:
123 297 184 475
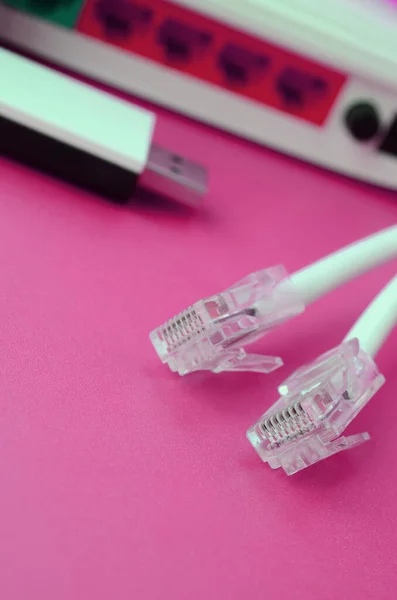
150 266 305 375
247 338 385 475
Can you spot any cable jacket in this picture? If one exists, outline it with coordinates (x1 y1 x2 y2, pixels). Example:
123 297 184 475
291 226 397 306
343 274 397 357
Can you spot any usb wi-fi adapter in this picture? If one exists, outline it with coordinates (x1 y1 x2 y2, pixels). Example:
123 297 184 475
0 47 208 206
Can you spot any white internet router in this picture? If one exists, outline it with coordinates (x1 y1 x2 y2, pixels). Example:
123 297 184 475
1 0 397 189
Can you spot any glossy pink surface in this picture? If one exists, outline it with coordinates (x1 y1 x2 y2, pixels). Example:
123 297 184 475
0 84 396 599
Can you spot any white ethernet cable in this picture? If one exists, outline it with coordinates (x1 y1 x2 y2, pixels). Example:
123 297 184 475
246 275 397 475
290 225 397 305
343 274 397 358
150 225 397 375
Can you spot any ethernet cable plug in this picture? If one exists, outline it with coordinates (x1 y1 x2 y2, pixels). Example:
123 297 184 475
247 274 397 475
150 225 397 375
246 338 384 475
0 48 207 207
150 266 305 375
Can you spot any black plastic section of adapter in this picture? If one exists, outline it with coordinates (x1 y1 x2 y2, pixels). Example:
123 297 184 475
0 114 138 203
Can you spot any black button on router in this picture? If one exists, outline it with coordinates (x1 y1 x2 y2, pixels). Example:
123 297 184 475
344 102 380 141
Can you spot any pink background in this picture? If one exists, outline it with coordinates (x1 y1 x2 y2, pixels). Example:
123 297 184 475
0 83 396 599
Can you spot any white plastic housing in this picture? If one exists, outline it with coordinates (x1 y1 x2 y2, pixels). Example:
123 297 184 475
3 1 397 187
0 46 154 175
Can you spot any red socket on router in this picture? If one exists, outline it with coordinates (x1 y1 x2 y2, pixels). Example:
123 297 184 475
77 0 346 125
